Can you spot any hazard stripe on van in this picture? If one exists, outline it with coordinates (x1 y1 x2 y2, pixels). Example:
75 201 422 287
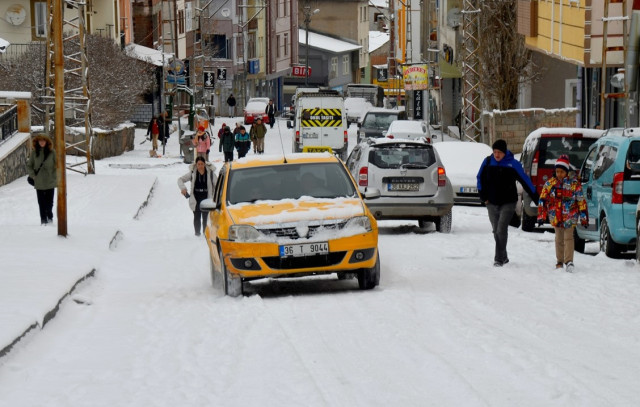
301 108 343 127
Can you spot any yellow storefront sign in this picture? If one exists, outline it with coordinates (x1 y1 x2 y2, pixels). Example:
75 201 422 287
403 64 428 90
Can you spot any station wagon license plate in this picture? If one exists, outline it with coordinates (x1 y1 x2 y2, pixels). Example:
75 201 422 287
279 242 329 257
389 183 420 191
460 187 477 193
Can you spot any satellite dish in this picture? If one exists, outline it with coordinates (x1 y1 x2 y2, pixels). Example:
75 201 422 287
221 8 230 17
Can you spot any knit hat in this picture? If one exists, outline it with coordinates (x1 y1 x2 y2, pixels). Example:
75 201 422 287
492 139 507 154
555 154 571 171
224 126 231 131
197 125 205 132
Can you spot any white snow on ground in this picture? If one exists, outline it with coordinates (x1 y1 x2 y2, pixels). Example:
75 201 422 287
0 115 639 406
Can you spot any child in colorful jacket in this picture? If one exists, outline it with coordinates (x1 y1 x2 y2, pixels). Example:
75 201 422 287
537 154 589 272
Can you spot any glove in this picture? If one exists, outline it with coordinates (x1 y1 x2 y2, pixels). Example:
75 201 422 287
537 219 544 227
581 219 588 228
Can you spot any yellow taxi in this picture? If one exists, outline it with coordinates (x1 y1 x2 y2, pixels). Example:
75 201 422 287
201 153 381 296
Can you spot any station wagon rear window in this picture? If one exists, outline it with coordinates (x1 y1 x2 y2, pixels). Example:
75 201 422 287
369 144 435 169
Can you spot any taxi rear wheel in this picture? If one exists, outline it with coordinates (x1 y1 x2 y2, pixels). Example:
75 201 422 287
358 253 380 290
220 247 243 297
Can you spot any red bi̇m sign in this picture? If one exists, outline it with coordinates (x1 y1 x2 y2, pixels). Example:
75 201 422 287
291 66 311 77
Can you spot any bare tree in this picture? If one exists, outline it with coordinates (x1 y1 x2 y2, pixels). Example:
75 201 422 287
0 34 155 128
476 1 541 110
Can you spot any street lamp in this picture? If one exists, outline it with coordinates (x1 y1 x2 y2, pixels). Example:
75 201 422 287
303 5 319 85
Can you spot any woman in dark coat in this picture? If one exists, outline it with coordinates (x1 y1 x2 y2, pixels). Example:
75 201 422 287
26 134 57 225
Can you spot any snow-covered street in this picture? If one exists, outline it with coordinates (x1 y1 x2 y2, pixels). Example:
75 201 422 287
0 120 639 406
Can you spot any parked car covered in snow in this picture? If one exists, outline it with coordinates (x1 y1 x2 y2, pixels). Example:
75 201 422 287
434 141 493 205
243 98 270 125
344 97 372 125
384 120 432 142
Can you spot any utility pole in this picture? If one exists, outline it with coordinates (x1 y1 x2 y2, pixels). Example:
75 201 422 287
302 1 319 86
53 0 67 237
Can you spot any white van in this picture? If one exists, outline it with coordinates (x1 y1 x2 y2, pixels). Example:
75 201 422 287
287 90 348 160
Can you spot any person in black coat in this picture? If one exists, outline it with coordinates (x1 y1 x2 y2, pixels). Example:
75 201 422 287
265 99 276 129
226 94 236 117
476 139 538 267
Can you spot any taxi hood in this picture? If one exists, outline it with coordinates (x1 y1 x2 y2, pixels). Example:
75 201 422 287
227 197 366 226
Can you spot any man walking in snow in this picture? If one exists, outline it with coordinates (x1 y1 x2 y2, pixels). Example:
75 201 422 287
477 139 538 267
226 93 236 117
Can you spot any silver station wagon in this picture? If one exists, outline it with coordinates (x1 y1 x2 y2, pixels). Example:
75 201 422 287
345 138 454 232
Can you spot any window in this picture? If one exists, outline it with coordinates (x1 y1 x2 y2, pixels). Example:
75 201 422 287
276 35 281 58
594 145 618 180
342 55 349 75
204 34 228 58
284 33 289 56
248 32 257 59
33 1 47 38
178 9 185 34
331 57 338 75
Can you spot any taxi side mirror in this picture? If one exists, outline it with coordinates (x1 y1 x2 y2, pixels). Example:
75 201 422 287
199 198 217 211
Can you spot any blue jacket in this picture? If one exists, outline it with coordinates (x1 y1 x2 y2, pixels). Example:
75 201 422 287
476 150 537 205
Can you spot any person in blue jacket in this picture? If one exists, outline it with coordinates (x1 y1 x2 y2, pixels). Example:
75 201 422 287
477 139 538 267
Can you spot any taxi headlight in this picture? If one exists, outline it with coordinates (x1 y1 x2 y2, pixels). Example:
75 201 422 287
228 225 262 242
345 216 372 232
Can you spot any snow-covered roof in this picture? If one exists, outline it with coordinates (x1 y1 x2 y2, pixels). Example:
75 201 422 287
124 43 173 67
299 29 361 53
369 31 389 53
369 0 388 9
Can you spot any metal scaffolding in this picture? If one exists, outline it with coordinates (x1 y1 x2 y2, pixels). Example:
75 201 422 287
44 0 94 175
461 0 481 142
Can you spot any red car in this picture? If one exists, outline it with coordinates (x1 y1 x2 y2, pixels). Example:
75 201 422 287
243 99 270 125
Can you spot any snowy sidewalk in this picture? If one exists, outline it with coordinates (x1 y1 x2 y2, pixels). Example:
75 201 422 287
0 172 157 358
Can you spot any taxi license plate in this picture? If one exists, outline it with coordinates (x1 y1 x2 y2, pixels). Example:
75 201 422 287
303 146 333 153
279 242 329 257
389 183 419 191
460 187 477 193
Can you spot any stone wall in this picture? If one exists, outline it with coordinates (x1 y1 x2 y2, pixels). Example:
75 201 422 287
482 108 578 153
0 134 30 187
65 125 135 160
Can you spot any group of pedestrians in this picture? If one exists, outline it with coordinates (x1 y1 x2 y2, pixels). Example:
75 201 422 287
477 139 588 272
145 111 171 157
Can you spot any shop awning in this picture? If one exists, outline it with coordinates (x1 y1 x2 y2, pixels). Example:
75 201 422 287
438 59 463 78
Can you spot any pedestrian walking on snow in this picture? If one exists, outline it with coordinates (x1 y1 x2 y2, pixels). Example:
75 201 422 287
477 139 538 267
146 116 161 156
226 94 236 117
26 134 57 225
265 99 276 129
250 117 267 154
537 155 589 272
192 125 211 160
234 125 251 158
177 157 217 236
219 125 235 162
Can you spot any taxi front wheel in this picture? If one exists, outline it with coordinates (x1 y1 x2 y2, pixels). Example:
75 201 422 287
220 247 243 297
358 253 380 290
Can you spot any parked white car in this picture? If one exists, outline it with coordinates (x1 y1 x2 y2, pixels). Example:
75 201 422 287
384 120 432 142
344 97 372 125
433 141 493 205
